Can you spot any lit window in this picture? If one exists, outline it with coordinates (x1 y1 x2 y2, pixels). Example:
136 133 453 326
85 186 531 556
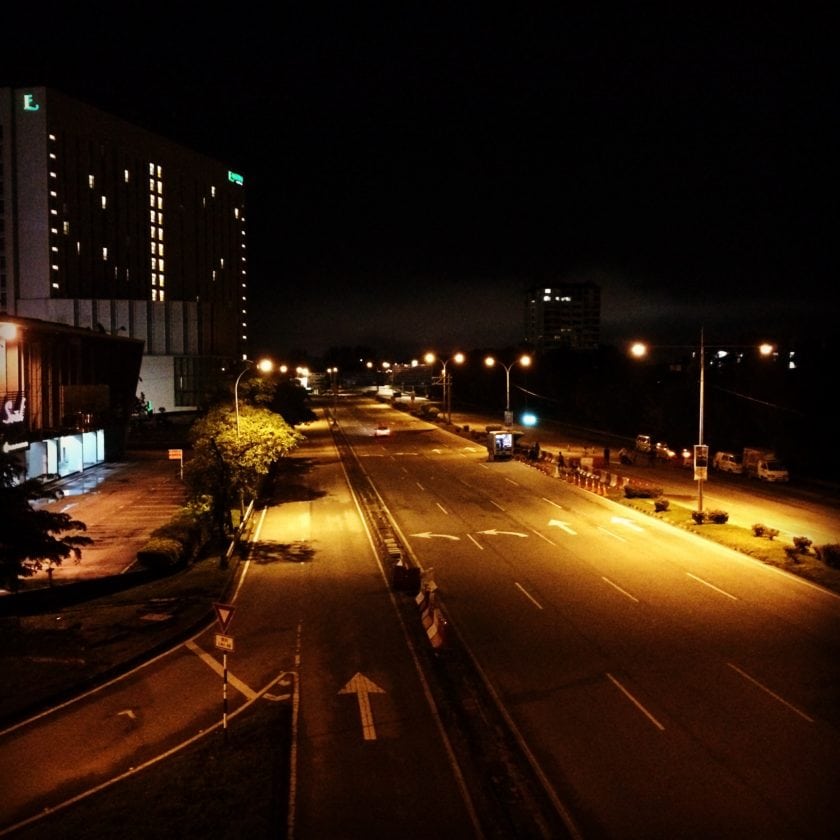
76 242 81 254
156 165 162 178
149 178 155 192
220 258 225 268
51 264 59 271
102 246 108 260
101 196 107 209
124 169 130 183
152 289 158 301
157 196 163 209
50 208 58 216
212 270 217 281
151 257 157 270
88 175 95 188
52 281 60 288
150 194 155 207
149 163 155 175
49 152 56 160
49 171 56 178
211 186 217 197
234 208 240 218
151 242 157 254
157 212 163 225
51 227 58 234
159 276 165 287
159 259 164 271
49 133 56 141
156 180 162 194
150 210 156 223
51 245 58 253
50 190 57 197
158 244 164 257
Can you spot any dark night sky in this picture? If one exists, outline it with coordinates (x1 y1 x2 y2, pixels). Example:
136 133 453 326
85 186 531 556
4 6 837 359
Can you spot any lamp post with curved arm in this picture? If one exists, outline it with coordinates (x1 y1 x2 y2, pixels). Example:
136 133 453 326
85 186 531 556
424 352 464 424
484 353 532 427
235 357 274 438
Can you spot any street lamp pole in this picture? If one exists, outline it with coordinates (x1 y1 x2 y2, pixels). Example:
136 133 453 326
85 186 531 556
630 331 774 515
425 352 464 424
484 354 531 427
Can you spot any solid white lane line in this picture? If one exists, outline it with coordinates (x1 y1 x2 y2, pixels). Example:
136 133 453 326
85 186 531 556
597 527 627 542
728 663 814 722
515 582 544 610
602 577 639 602
607 673 665 731
686 572 738 600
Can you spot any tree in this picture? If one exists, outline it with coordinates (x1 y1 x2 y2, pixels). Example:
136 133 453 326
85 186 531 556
184 404 303 540
0 453 92 591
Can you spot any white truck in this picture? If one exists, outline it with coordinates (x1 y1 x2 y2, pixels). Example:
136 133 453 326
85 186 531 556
713 451 743 474
742 448 789 482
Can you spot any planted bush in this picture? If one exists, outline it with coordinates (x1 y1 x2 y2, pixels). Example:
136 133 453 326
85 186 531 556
708 509 729 524
654 498 670 512
752 523 779 539
136 537 183 569
792 536 812 554
624 483 663 499
815 544 840 568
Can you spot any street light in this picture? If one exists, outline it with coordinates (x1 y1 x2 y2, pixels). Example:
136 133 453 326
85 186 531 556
630 330 774 513
235 357 274 438
424 352 464 424
484 354 532 427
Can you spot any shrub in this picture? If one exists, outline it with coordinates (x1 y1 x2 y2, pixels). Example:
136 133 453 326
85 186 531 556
752 523 779 539
624 483 663 499
814 544 840 569
784 546 801 563
136 537 183 569
792 536 812 554
692 511 706 524
654 498 670 512
708 509 729 524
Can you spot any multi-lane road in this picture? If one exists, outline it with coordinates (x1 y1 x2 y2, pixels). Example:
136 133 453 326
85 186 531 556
2 395 838 838
340 396 840 838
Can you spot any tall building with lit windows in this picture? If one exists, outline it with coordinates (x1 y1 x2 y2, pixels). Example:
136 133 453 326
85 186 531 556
0 86 248 412
524 281 601 351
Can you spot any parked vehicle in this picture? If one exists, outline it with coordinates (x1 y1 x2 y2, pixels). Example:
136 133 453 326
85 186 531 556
713 451 744 474
655 441 676 461
635 434 652 452
743 447 789 482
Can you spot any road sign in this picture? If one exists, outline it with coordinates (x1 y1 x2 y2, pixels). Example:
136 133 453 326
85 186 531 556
214 602 236 632
215 634 235 652
168 448 183 460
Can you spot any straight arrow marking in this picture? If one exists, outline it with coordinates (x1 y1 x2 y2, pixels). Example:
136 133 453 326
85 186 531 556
339 672 386 740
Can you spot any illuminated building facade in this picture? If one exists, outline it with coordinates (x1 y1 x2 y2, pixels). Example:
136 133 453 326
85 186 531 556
524 281 601 350
0 86 248 413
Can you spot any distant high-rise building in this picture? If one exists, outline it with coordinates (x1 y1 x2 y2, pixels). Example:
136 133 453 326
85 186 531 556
524 281 600 350
0 86 248 411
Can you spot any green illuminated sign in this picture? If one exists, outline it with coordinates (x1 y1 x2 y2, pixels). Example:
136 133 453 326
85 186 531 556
228 171 244 186
22 93 40 111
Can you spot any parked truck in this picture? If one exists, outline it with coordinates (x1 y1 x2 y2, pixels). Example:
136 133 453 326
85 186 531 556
742 448 790 482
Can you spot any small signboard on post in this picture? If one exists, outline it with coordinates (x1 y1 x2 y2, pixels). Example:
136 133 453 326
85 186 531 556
168 448 183 480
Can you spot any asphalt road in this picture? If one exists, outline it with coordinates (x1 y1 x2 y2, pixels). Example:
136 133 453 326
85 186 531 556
341 395 840 837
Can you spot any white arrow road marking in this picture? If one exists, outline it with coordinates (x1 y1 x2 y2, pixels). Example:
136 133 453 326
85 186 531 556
611 516 645 532
477 529 528 538
339 672 386 740
411 532 460 540
186 640 258 700
462 446 479 452
548 519 577 535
